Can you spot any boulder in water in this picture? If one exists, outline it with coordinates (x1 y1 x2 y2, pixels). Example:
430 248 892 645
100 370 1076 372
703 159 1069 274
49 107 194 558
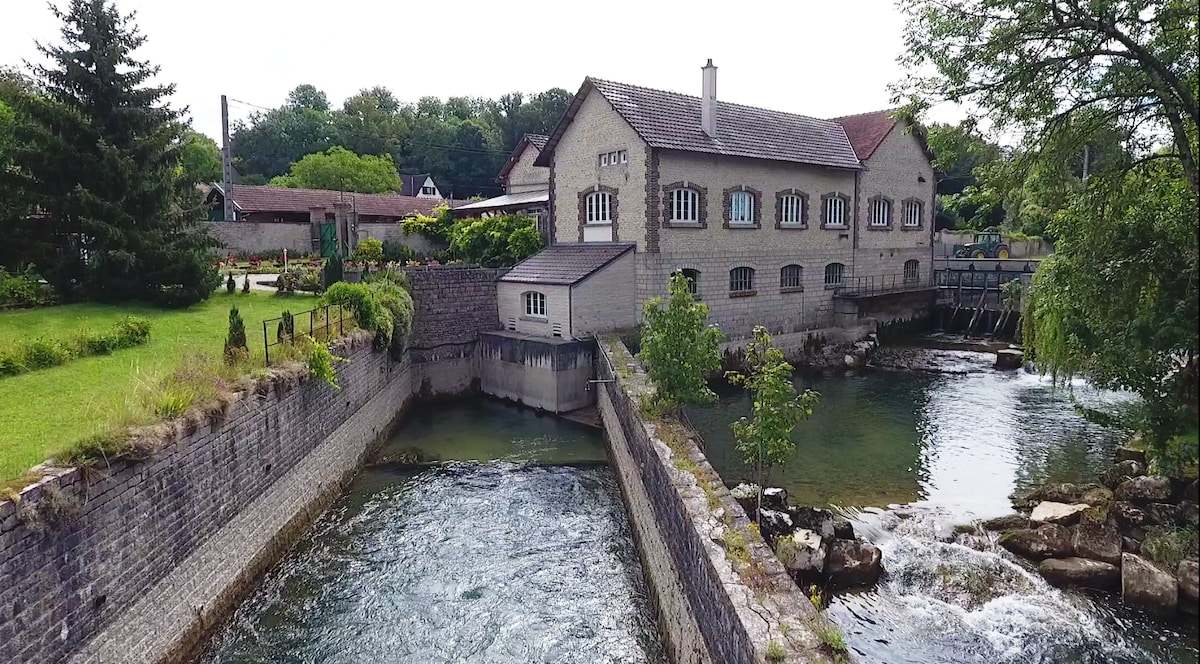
1178 560 1199 615
999 524 1073 560
1026 482 1084 504
1039 557 1120 589
1176 501 1199 529
833 518 855 540
1115 476 1172 503
1100 460 1145 489
982 513 1030 531
826 539 882 587
775 529 826 575
1115 447 1147 465
1184 480 1199 503
758 508 793 539
762 486 788 510
994 348 1023 370
1072 516 1123 566
1122 553 1178 613
1080 486 1114 507
1030 501 1090 525
788 506 836 539
1122 537 1142 553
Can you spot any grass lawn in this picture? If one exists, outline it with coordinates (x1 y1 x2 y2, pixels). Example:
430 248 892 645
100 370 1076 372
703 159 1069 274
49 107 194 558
0 291 318 484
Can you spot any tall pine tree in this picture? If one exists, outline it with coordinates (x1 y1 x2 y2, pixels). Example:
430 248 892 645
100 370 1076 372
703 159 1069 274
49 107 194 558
7 0 218 305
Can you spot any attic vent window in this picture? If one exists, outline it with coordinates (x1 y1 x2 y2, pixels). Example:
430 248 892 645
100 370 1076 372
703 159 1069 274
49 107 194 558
420 186 436 196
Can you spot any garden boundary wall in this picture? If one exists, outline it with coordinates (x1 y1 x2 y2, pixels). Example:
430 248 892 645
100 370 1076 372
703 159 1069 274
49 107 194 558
595 337 836 664
0 333 422 664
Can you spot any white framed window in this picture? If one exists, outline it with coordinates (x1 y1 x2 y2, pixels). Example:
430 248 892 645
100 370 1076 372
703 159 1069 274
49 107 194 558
904 259 920 283
528 208 549 236
729 266 755 294
619 150 628 163
608 151 618 164
524 291 546 318
586 191 612 223
779 195 805 225
420 185 436 196
904 199 923 227
599 153 609 167
870 198 891 227
824 195 847 227
780 264 803 290
824 262 845 287
668 188 699 223
729 191 754 224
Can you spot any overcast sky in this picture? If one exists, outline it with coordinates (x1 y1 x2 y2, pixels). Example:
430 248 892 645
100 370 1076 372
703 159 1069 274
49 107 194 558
2 0 965 142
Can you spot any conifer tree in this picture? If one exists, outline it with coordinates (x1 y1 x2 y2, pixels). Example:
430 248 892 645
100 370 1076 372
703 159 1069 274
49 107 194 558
6 0 219 305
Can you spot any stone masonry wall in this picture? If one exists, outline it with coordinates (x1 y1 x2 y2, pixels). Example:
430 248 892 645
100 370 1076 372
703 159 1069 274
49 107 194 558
0 334 413 664
596 337 832 664
206 221 313 255
403 267 505 350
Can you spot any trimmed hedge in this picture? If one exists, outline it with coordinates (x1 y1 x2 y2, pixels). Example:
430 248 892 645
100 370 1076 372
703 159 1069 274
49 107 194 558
0 316 152 378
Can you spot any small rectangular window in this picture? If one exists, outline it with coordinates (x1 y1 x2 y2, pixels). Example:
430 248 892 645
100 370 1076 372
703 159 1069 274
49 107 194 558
608 151 618 165
619 150 628 163
780 195 804 225
729 191 754 224
599 153 609 167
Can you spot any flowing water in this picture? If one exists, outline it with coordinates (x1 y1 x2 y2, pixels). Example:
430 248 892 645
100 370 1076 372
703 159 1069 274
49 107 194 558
687 346 1199 664
199 401 664 664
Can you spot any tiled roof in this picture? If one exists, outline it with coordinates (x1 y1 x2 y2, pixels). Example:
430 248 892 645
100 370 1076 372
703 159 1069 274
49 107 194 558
536 78 863 171
499 243 635 286
829 109 898 161
219 185 468 218
525 133 549 150
455 190 548 211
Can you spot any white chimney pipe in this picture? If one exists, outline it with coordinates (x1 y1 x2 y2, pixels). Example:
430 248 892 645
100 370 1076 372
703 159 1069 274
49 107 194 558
701 59 717 138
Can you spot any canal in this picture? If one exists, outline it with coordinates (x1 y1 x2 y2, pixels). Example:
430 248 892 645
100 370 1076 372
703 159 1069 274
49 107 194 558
199 401 665 664
687 346 1199 664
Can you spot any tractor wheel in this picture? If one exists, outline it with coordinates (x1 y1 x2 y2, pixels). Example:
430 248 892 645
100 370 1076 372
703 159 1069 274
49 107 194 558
996 246 1011 259
972 250 986 259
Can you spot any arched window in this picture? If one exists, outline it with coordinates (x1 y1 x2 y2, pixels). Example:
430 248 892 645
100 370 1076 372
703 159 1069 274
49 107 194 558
903 199 923 227
729 191 755 224
585 191 612 223
904 259 920 283
823 194 848 227
674 268 700 296
730 267 755 294
780 264 803 290
523 291 546 318
824 262 845 287
869 196 892 227
668 188 700 223
779 194 806 225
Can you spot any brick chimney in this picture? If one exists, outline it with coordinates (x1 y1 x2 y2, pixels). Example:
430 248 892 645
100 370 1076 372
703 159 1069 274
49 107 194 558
701 59 718 138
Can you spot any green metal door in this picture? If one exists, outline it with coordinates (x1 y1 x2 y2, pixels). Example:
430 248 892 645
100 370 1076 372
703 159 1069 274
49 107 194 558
319 223 337 258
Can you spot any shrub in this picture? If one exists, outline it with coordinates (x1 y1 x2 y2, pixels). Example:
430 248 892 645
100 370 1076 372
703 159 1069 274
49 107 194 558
318 280 412 354
0 347 27 377
224 306 248 364
382 240 417 263
368 280 415 358
323 252 345 288
22 339 72 370
351 237 384 264
448 214 544 267
400 205 455 244
0 265 56 308
277 310 295 343
0 317 151 379
225 273 236 294
1142 526 1199 571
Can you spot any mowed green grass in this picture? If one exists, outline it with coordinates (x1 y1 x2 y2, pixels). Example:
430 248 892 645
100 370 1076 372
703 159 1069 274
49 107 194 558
0 291 318 483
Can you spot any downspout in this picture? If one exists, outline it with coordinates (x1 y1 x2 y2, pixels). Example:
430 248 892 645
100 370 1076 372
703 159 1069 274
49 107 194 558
852 168 861 275
568 286 574 340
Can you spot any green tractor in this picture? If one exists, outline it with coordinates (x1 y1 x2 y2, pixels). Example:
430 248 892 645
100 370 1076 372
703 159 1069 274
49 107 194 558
955 231 1011 259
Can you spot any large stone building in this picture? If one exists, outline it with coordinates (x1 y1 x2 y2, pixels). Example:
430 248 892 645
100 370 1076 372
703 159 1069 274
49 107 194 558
454 133 552 237
499 61 936 341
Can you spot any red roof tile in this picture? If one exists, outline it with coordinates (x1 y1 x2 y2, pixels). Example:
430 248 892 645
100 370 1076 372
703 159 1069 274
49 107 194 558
830 109 898 161
222 185 469 218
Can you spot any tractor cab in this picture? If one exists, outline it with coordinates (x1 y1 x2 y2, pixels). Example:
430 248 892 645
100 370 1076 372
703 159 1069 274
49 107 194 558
955 231 1011 259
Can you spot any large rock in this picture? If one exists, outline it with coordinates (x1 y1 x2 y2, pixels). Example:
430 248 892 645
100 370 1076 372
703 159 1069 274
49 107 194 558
1109 501 1146 530
1101 460 1145 489
832 519 855 540
1142 502 1178 526
775 529 826 575
1122 537 1142 554
1073 517 1123 565
999 524 1073 560
1122 553 1178 613
1115 447 1147 465
826 539 882 587
762 487 788 510
1178 560 1199 615
788 506 835 539
994 348 1023 370
1184 480 1199 503
758 508 794 539
1039 557 1120 589
982 513 1030 531
1028 483 1085 504
729 483 759 515
1030 501 1090 525
1176 501 1199 528
1080 486 1114 507
1115 476 1172 503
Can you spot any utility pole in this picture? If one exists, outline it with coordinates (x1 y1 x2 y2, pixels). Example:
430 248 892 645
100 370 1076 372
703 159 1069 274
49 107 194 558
1082 144 1090 183
221 95 235 222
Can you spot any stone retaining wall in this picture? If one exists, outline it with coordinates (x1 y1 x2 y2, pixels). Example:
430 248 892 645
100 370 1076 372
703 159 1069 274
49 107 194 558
595 337 834 664
0 334 416 664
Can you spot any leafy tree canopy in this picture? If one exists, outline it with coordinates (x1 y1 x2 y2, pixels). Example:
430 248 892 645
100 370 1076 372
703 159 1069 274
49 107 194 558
269 147 401 194
448 213 543 267
640 273 724 413
178 129 222 186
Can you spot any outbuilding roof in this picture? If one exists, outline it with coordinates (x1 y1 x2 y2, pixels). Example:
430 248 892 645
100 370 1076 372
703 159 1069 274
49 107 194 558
535 78 865 171
829 109 899 161
499 243 635 286
211 184 469 218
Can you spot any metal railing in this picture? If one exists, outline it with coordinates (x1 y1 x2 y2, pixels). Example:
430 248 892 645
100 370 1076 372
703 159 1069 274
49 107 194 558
834 273 931 297
262 305 348 363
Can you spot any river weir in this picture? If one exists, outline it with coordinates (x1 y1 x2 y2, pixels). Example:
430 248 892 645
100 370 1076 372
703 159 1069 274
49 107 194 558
199 402 664 664
688 345 1199 663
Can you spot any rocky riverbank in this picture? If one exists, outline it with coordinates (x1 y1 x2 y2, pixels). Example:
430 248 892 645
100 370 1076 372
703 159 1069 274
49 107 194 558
980 447 1199 616
732 484 884 590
